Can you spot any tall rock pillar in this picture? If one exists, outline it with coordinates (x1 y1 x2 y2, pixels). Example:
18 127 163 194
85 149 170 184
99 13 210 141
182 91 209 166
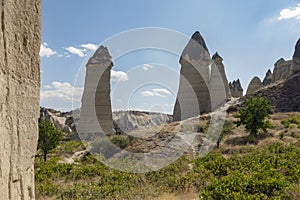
78 46 114 137
210 52 231 110
173 31 211 121
0 0 41 199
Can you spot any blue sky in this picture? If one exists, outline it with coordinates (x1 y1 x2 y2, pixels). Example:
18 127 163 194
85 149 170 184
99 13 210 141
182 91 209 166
40 0 300 113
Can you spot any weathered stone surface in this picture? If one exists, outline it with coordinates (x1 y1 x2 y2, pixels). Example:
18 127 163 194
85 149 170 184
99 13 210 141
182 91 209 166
173 31 211 121
113 110 172 133
0 1 41 199
272 58 292 83
229 79 243 98
291 38 300 74
77 46 115 136
246 76 263 95
40 107 74 133
262 69 272 86
253 73 300 112
210 52 231 110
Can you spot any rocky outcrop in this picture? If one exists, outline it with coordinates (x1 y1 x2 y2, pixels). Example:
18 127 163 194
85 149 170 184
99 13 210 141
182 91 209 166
40 107 172 136
173 31 211 121
40 107 76 133
291 39 300 74
246 76 263 95
262 69 272 86
229 79 243 98
210 52 231 110
77 46 115 137
0 1 41 199
253 74 300 112
272 58 292 83
113 111 172 133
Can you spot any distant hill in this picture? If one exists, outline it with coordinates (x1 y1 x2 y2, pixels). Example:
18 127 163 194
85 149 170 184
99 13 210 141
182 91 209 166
39 107 172 137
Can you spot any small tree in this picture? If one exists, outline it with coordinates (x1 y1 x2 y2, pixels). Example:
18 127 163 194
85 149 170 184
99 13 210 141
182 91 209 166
38 119 63 161
235 95 272 137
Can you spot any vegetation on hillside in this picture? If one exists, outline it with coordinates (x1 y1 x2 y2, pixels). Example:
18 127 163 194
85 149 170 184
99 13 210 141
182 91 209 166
35 140 300 199
236 95 272 140
38 119 63 162
35 98 300 199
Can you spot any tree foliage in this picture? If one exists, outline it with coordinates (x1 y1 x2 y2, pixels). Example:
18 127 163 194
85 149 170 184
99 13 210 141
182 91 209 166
235 95 272 137
38 119 63 161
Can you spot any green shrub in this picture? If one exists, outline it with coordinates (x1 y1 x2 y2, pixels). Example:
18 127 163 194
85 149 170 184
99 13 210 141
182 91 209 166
35 141 300 199
235 95 272 137
60 140 85 154
279 132 285 140
281 116 300 129
110 135 130 149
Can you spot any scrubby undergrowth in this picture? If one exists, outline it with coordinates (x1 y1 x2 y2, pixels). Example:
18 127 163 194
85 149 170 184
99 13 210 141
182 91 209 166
35 113 300 200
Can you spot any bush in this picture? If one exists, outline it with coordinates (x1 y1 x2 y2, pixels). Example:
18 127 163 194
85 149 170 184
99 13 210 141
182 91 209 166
110 135 130 149
279 132 285 140
35 141 300 199
281 116 300 129
200 143 300 199
235 95 272 137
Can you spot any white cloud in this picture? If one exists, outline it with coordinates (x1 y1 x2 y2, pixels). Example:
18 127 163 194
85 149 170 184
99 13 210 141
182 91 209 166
40 43 56 57
278 4 300 21
142 88 171 97
142 64 154 71
80 43 98 51
66 46 86 57
111 70 128 81
141 91 156 97
41 81 83 102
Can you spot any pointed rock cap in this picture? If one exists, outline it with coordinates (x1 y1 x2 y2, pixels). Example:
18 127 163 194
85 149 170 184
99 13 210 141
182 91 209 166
250 76 262 83
246 76 262 95
292 38 300 74
265 69 272 75
191 31 209 53
233 79 243 90
262 69 272 86
212 52 223 62
275 58 286 66
293 38 300 59
180 31 211 63
87 45 113 66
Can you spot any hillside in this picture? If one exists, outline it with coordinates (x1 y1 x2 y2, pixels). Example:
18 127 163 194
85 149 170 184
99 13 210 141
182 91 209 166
35 102 300 199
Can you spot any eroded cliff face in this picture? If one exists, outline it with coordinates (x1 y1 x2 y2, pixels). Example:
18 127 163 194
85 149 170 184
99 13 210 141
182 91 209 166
272 58 292 83
229 79 243 98
0 1 41 199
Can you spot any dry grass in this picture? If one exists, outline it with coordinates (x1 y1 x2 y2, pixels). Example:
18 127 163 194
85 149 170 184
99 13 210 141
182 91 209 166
219 112 300 156
148 192 199 200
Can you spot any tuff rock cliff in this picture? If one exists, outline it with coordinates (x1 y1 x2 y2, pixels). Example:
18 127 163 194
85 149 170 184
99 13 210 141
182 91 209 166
229 79 243 98
0 1 41 199
252 38 300 112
